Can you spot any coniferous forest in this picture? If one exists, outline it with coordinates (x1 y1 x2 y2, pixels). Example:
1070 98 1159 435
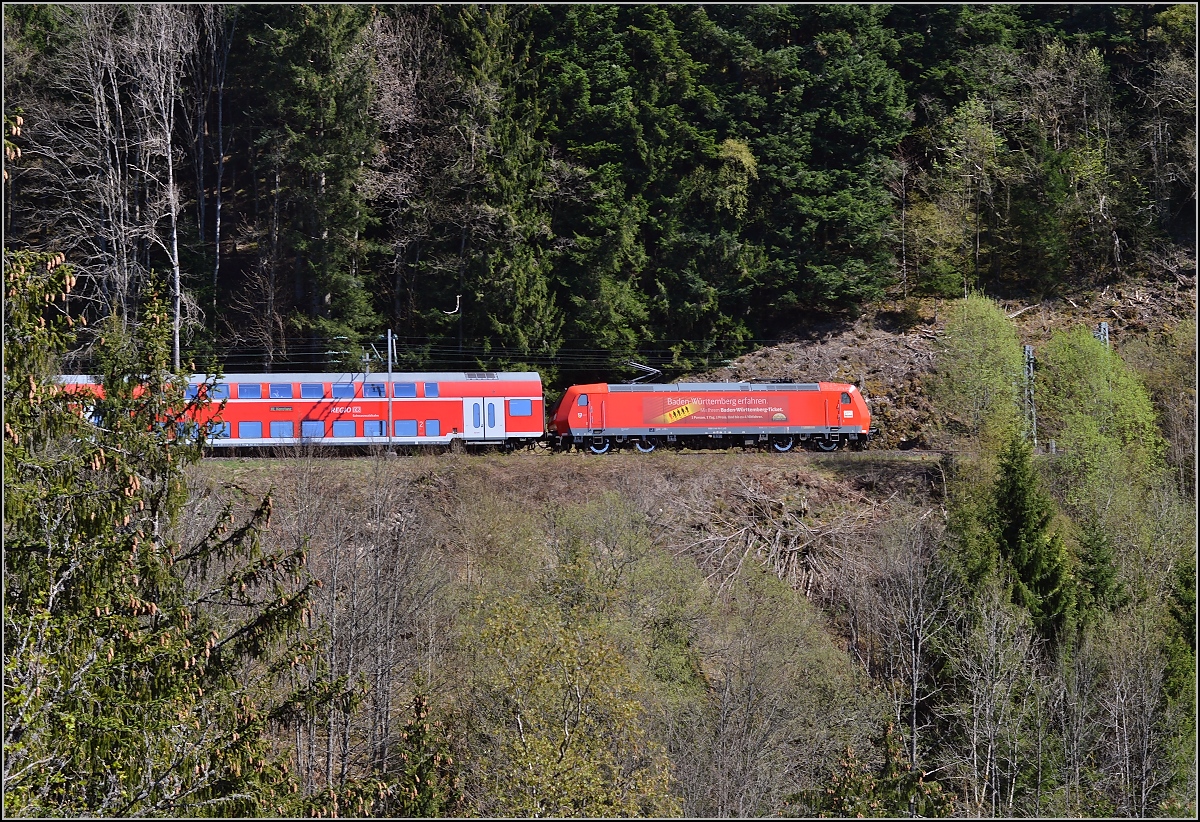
3 3 1196 818
4 3 1195 381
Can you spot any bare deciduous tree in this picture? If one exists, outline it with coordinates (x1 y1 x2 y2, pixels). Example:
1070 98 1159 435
875 511 956 772
12 5 197 361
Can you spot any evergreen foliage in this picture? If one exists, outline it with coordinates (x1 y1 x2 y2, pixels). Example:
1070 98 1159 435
802 724 954 818
3 250 316 815
991 432 1075 639
375 685 461 817
3 7 1196 817
5 4 1192 378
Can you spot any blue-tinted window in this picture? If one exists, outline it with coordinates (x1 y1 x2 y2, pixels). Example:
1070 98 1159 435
332 420 355 437
210 384 229 401
331 384 354 399
395 419 418 437
424 382 439 398
301 383 324 399
487 403 496 428
238 421 262 439
269 384 293 399
363 383 386 398
363 420 385 437
393 382 416 398
426 419 440 437
577 394 588 407
301 420 324 438
237 384 262 399
186 384 201 399
269 421 294 438
209 421 231 439
509 398 532 417
472 403 481 429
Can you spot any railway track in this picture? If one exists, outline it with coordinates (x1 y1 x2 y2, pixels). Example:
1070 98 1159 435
203 445 955 462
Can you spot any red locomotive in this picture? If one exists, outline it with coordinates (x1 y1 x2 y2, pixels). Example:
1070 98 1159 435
548 380 873 453
59 371 874 453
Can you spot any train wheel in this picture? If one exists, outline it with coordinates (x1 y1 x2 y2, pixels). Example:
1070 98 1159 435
815 436 840 452
634 437 657 453
770 435 795 453
587 437 612 455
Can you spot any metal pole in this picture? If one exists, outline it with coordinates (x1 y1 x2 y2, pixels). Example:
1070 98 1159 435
387 329 393 450
1024 345 1037 449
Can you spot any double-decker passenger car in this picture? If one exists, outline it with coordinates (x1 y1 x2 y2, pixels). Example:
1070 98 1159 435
203 371 544 449
62 371 545 451
549 380 872 453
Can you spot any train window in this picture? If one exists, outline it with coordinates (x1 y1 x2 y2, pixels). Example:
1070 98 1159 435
840 392 851 404
332 420 355 437
487 403 495 428
363 383 386 398
269 384 293 399
186 384 201 400
393 382 417 398
269 421 294 438
424 382 439 398
577 394 588 407
426 419 440 437
301 383 324 399
208 421 231 439
238 421 262 439
395 419 417 437
331 384 354 399
237 384 262 399
363 420 385 437
472 403 481 429
301 420 324 438
210 384 229 401
509 398 532 416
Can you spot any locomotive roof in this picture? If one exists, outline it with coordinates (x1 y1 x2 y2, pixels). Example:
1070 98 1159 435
606 381 840 392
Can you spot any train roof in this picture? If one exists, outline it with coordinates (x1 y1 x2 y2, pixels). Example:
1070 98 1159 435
60 371 542 384
606 381 851 393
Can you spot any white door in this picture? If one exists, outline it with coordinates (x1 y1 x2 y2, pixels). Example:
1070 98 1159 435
485 397 506 439
463 398 485 439
463 398 506 439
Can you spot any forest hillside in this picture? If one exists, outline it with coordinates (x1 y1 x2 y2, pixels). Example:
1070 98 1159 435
3 3 1196 818
4 3 1195 385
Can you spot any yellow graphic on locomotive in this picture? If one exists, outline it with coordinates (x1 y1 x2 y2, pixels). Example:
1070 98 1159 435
650 401 701 425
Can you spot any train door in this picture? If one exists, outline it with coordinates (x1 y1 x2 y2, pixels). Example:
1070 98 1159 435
585 400 606 431
837 391 852 426
462 398 506 440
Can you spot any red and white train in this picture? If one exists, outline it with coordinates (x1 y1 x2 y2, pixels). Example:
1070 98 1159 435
60 370 874 453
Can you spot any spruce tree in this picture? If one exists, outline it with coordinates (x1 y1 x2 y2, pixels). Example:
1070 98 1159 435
3 248 315 815
383 685 461 817
991 431 1075 639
